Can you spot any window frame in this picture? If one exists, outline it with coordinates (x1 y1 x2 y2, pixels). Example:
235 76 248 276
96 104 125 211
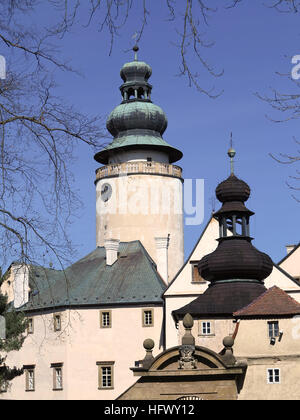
142 308 154 327
24 365 35 392
268 321 279 338
51 363 63 391
96 361 114 390
100 310 112 328
267 368 280 384
199 320 214 336
27 317 34 334
53 313 62 332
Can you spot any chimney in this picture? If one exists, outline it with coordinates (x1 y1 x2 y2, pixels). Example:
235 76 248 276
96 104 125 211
12 263 29 308
155 235 170 283
104 239 120 266
286 244 296 255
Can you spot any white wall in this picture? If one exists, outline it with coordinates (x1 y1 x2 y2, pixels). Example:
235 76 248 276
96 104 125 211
1 305 164 400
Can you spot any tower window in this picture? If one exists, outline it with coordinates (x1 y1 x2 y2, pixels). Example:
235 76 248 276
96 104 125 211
127 88 135 100
137 87 145 99
147 157 152 162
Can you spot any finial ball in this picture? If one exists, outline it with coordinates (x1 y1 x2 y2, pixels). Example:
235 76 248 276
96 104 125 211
133 45 139 52
223 335 234 348
143 338 154 351
183 313 194 329
227 147 236 159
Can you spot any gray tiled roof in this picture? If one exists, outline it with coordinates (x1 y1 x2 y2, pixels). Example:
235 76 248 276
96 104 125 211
22 241 166 311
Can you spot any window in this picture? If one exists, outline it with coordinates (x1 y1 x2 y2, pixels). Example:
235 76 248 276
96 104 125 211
24 365 35 391
201 321 211 335
100 310 111 328
199 320 214 336
267 368 280 384
190 262 205 283
51 363 63 390
27 317 34 334
97 362 114 390
54 314 61 332
268 321 279 338
142 309 154 327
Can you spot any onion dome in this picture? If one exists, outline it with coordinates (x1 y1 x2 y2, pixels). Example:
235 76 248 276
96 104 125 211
94 46 182 164
198 147 273 285
216 174 250 204
198 237 273 283
120 60 152 85
106 101 168 137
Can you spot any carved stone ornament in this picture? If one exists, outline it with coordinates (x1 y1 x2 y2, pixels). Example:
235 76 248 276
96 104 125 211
178 345 197 370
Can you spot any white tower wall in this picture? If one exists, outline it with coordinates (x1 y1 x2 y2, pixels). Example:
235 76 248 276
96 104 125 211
96 171 184 282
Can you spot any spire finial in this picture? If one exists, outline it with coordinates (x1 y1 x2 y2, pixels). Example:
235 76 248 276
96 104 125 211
227 132 236 175
133 44 139 61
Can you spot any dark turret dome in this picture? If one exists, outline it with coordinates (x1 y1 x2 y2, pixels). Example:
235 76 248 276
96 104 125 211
198 237 273 283
198 149 273 285
216 174 250 204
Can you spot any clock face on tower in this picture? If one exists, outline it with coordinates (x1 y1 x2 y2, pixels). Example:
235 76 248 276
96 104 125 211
101 183 112 202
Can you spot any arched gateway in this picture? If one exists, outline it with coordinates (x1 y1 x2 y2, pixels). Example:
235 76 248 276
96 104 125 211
118 314 247 400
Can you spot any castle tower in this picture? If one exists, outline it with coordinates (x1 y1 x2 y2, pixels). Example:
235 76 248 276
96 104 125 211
94 47 184 282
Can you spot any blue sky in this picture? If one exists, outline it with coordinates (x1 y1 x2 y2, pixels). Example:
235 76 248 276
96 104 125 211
4 1 300 268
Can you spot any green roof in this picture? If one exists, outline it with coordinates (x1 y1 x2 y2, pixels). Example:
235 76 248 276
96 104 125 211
94 133 182 164
21 241 166 311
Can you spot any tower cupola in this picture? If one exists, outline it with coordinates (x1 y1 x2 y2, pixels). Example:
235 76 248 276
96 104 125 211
198 148 273 284
94 46 182 164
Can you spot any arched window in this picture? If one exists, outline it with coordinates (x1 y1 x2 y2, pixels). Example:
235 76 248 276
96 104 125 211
127 88 135 100
137 87 145 99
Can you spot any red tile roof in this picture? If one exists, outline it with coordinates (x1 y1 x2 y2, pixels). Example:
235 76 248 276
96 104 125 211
233 286 300 317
